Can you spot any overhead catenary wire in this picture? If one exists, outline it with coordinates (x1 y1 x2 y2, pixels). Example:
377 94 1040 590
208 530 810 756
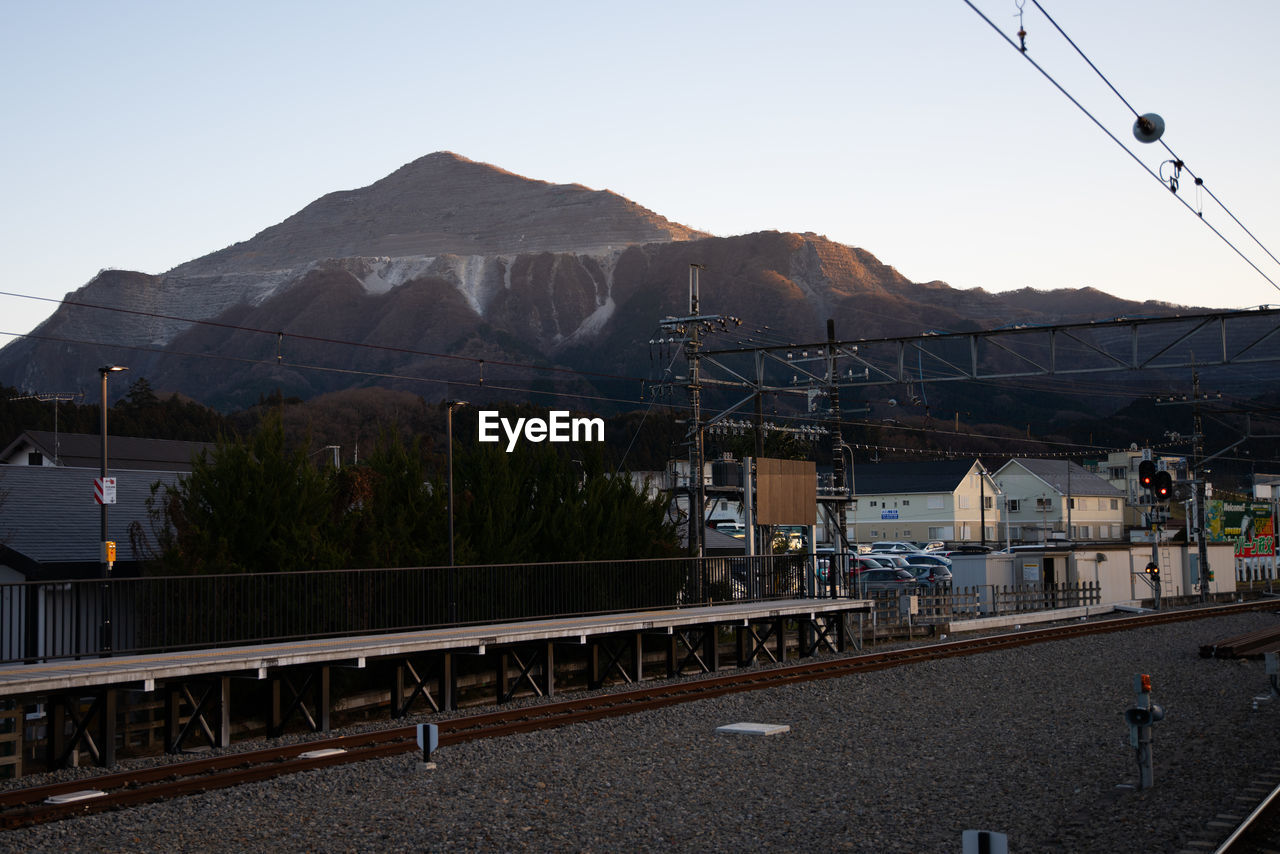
1026 0 1280 271
959 0 1280 293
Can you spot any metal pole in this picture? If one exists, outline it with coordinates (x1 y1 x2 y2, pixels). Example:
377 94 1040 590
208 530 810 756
100 369 109 653
1193 369 1210 603
447 401 467 624
98 365 126 653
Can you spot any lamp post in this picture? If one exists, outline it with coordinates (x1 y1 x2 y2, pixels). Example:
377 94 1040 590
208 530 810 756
446 401 468 623
99 365 127 653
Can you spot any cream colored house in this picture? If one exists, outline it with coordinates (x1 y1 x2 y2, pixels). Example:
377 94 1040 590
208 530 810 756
837 459 1002 546
993 458 1126 543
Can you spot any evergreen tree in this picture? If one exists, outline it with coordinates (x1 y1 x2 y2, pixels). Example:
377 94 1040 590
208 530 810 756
148 413 342 574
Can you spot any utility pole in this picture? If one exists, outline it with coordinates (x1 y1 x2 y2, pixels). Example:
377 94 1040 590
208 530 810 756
687 264 705 559
1192 369 1210 603
658 264 739 559
827 319 848 599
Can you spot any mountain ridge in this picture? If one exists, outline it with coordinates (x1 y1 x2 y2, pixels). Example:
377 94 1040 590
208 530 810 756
0 153 1205 411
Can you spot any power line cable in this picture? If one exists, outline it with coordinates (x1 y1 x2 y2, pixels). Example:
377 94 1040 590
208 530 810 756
0 289 649 386
959 0 1280 292
0 327 655 412
1027 0 1280 270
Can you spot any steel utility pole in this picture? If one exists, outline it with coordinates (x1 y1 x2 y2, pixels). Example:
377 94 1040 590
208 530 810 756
658 264 740 560
1192 370 1210 603
687 264 705 559
827 319 847 599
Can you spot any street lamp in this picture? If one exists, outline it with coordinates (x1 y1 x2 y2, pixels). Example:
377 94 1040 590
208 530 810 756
99 365 127 653
446 401 468 623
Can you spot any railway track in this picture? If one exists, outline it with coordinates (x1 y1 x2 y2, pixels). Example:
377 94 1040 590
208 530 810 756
3 598 1276 830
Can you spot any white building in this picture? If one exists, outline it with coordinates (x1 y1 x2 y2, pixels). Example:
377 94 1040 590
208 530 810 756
993 458 1126 543
837 459 1002 546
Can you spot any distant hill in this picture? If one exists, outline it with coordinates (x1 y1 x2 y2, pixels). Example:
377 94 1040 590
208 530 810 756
0 152 1207 416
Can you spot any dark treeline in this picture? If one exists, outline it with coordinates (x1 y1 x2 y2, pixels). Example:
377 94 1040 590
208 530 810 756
142 414 680 574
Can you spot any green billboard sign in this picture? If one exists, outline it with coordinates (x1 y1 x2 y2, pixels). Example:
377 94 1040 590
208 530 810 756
1205 500 1275 557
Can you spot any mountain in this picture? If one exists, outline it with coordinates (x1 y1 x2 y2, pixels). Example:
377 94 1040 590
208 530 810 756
0 152 1200 414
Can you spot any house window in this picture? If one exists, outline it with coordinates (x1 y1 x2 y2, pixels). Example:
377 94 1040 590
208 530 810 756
1110 499 1119 510
928 527 944 539
27 452 43 465
958 496 970 509
1010 526 1022 540
928 496 944 510
1110 467 1126 480
983 496 994 510
1006 499 1020 512
1068 498 1076 510
1036 498 1052 511
902 529 911 537
902 499 910 506
870 500 878 507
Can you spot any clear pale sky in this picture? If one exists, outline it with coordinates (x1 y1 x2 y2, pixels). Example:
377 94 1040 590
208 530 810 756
2 1 1278 343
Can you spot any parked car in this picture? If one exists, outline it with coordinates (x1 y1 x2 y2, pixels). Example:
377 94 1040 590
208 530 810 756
849 556 887 575
902 553 953 569
940 544 995 556
913 564 954 587
854 567 921 593
714 521 746 539
868 541 920 553
922 540 947 552
869 554 916 571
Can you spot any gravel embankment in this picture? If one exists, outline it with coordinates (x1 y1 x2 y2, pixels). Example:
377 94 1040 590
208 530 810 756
4 609 1280 853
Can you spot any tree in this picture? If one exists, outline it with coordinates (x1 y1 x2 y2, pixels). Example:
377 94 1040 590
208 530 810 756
149 413 342 574
339 429 447 569
451 443 678 564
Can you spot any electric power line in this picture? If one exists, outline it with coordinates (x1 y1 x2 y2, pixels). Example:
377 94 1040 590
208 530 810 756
960 0 1280 292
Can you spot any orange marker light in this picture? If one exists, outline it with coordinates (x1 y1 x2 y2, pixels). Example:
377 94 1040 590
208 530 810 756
1140 674 1152 693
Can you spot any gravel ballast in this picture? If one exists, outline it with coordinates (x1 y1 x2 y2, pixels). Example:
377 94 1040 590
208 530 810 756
4 609 1280 853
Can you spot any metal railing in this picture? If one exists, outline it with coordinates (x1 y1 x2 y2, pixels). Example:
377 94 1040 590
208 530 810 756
0 554 809 664
0 559 1104 664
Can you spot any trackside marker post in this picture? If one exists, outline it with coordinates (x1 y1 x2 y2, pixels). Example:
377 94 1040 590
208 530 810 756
417 723 439 767
961 829 1008 854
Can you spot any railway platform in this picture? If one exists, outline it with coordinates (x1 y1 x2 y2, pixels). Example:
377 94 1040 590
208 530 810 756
0 597 870 775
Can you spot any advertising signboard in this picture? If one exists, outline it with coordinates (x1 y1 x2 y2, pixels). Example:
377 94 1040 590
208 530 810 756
1205 500 1275 558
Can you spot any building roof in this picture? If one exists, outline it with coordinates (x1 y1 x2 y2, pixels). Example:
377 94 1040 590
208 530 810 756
0 465 182 578
996 458 1124 497
851 460 983 496
0 431 213 472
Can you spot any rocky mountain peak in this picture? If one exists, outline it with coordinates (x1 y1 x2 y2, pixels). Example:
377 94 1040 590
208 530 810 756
171 152 708 277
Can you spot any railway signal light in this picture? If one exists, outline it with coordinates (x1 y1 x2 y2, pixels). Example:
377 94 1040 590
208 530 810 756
1152 470 1173 502
1145 561 1160 580
1138 459 1156 490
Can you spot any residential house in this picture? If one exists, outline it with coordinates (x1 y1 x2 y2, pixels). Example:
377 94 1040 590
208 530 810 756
1 430 213 471
993 458 1126 543
0 432 211 582
841 459 1002 546
0 464 182 582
